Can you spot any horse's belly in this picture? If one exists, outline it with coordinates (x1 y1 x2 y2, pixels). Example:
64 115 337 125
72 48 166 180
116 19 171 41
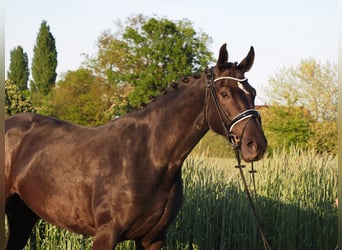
29 196 95 235
18 176 96 236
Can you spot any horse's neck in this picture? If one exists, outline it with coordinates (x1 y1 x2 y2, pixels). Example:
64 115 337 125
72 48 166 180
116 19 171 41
140 75 209 167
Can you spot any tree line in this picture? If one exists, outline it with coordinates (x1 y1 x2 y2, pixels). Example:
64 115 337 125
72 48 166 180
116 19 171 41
5 15 337 154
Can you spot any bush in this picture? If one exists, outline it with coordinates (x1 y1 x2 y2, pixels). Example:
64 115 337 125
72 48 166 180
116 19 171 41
5 80 35 116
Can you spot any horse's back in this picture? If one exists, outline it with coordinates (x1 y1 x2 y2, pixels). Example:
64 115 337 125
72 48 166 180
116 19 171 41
6 112 77 132
6 112 36 132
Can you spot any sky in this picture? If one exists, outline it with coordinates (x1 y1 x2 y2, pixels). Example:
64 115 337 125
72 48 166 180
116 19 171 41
5 0 338 104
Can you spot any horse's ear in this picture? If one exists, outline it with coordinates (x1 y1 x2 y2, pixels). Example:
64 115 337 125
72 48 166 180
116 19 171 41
216 43 228 68
237 46 255 72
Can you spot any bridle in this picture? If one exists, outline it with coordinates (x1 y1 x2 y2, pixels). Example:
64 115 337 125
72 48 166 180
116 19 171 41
205 69 271 249
205 69 261 149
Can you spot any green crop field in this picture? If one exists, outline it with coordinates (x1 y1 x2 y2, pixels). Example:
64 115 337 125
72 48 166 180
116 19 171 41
6 147 337 250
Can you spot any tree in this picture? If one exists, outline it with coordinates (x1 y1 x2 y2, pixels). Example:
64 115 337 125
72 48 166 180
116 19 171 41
50 68 122 126
87 14 214 110
31 20 58 95
7 46 29 91
266 59 337 122
259 105 312 151
308 121 337 154
264 59 337 153
5 80 35 117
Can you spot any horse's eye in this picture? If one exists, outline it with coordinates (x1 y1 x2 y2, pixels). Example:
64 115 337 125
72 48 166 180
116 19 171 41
221 92 228 98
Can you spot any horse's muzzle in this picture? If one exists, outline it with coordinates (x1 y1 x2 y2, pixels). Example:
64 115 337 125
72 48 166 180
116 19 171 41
241 137 267 162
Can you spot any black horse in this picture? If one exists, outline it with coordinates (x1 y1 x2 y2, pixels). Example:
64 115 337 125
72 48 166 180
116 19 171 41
5 44 267 250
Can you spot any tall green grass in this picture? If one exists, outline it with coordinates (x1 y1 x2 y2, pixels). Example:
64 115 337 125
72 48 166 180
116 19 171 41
169 148 337 249
6 147 337 249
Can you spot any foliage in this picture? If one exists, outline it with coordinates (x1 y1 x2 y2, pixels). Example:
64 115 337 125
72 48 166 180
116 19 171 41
261 59 338 153
49 68 117 126
16 148 337 249
191 130 235 158
266 58 337 122
86 14 214 110
308 121 337 155
259 105 312 152
28 90 53 117
7 46 29 91
122 15 213 108
5 80 35 116
31 20 58 95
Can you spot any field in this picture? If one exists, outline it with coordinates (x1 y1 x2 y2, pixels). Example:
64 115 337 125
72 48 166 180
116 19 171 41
6 147 337 249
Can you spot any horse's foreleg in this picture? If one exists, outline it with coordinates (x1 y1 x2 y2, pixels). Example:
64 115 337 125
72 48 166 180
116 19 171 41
135 235 165 250
135 240 165 250
92 222 118 250
5 194 39 250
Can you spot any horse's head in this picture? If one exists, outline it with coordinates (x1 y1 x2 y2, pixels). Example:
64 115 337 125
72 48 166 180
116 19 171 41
205 44 267 162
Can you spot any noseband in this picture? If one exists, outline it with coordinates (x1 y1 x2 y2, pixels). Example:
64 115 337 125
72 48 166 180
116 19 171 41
205 71 261 148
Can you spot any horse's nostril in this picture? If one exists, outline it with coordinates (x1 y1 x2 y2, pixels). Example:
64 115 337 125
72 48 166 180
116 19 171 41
241 139 264 162
247 139 258 151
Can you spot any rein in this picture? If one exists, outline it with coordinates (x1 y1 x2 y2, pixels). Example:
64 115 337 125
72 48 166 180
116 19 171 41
205 70 271 249
233 147 271 250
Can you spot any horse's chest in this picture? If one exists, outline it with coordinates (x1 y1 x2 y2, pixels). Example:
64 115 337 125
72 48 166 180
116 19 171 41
125 178 183 239
152 180 183 221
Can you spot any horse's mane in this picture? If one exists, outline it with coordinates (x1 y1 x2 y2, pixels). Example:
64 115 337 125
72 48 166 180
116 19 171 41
129 71 206 113
137 62 242 110
126 62 242 114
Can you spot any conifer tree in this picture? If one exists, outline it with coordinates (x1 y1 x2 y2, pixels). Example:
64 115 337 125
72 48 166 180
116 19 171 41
31 20 58 94
7 46 29 91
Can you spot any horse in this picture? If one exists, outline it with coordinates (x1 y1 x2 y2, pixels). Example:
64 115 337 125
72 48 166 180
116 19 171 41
5 44 267 250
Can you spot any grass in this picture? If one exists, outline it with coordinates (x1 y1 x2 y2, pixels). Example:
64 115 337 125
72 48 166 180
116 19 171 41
172 148 337 250
6 147 337 249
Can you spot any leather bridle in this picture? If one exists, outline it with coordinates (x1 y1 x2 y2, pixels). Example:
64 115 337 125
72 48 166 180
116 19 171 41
205 69 261 148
